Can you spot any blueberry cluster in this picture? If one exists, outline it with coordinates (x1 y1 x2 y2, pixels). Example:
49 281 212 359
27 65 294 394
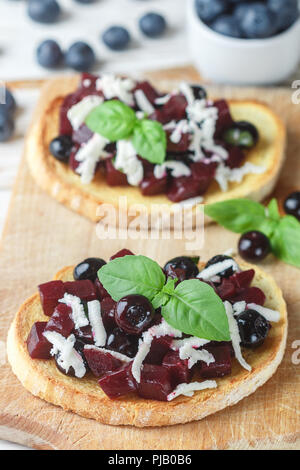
195 0 299 39
0 88 17 142
37 40 96 72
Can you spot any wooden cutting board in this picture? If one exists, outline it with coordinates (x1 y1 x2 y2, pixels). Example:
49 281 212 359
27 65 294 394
0 67 299 450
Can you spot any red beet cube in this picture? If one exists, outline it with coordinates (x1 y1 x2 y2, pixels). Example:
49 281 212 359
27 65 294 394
148 109 170 125
231 286 266 306
145 336 173 365
230 269 255 290
72 124 93 145
162 351 192 386
137 364 173 401
94 279 110 300
110 249 134 260
217 278 236 301
163 94 187 121
167 175 201 202
191 161 217 193
64 280 97 301
38 280 66 317
166 131 190 153
105 159 128 186
140 173 168 196
74 325 94 344
134 81 161 106
199 344 232 379
100 297 117 332
98 363 136 398
27 322 52 359
84 346 123 377
214 99 234 136
44 303 74 337
80 73 99 90
226 146 246 169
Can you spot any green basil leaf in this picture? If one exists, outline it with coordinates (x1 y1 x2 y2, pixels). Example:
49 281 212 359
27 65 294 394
204 199 276 238
267 199 280 221
132 119 166 165
85 100 137 141
270 215 300 268
98 255 166 302
162 279 230 341
152 292 169 310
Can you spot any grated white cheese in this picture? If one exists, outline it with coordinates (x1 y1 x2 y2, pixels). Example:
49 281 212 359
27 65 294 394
171 336 210 351
232 301 247 316
179 82 195 106
215 162 266 192
84 344 132 363
171 336 213 369
155 94 171 105
87 300 106 347
67 95 103 131
167 380 217 401
75 133 110 184
115 140 144 186
154 161 191 180
169 119 190 144
43 331 86 378
132 342 151 383
198 259 240 281
134 89 155 115
224 301 251 372
59 293 89 329
178 196 204 207
247 303 280 323
96 74 136 106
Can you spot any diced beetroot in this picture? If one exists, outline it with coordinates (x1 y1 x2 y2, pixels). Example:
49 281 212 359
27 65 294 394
148 108 170 125
72 124 93 145
145 336 173 365
84 347 122 377
105 159 128 186
191 161 217 193
137 364 173 401
225 146 246 169
199 344 232 379
80 73 99 90
231 287 266 306
27 322 52 359
44 303 74 337
100 297 117 332
64 280 97 301
217 278 236 301
38 280 66 317
98 362 136 398
163 94 187 122
74 325 94 344
214 100 234 136
134 81 161 106
140 172 168 196
94 278 110 300
230 269 255 290
166 131 190 153
110 249 134 260
162 351 192 386
167 175 201 202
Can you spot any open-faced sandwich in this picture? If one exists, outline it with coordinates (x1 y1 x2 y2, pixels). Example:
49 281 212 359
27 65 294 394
7 250 287 427
25 73 286 223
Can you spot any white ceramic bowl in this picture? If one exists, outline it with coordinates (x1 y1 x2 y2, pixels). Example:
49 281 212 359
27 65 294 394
187 0 300 85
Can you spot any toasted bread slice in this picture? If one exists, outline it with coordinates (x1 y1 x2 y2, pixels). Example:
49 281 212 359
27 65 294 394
7 261 287 427
25 77 286 224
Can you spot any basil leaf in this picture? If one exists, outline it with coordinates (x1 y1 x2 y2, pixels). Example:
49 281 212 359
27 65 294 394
98 255 166 302
85 100 137 141
162 279 230 341
270 216 300 268
267 198 280 221
132 119 166 165
205 199 276 238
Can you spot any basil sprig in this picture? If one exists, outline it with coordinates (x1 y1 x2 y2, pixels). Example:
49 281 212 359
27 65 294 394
85 100 166 165
98 255 230 342
205 198 300 269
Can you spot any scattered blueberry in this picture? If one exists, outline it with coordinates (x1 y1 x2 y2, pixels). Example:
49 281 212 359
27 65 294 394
49 135 73 162
211 15 242 38
0 88 16 118
284 191 300 221
195 0 229 24
74 258 107 282
191 85 207 100
205 255 236 278
238 231 271 262
65 41 96 71
102 26 131 51
239 3 276 39
223 121 259 148
27 0 61 24
73 0 95 3
237 309 270 348
0 113 15 142
36 40 64 69
268 0 299 32
139 12 167 38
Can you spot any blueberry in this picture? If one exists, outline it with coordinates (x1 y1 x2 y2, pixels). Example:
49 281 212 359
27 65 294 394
139 12 167 38
49 135 73 162
284 192 300 221
115 295 155 335
223 121 259 148
74 257 107 282
0 113 15 142
195 0 229 24
164 256 199 279
211 15 242 38
240 3 277 39
0 88 16 118
268 0 299 33
102 26 131 51
205 255 236 278
238 231 271 262
74 0 95 3
36 40 63 69
234 3 252 23
65 41 96 71
237 309 270 348
191 85 207 100
27 0 61 24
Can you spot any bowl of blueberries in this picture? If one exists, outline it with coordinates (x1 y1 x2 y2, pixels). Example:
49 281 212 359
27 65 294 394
187 0 300 85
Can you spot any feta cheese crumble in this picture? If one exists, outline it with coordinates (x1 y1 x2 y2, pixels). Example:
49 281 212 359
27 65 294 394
215 162 265 192
67 95 103 131
43 331 86 378
84 345 132 363
59 293 89 329
247 303 280 323
224 301 251 372
75 134 110 184
154 161 191 179
115 140 144 186
198 259 240 281
167 380 217 401
134 89 155 115
87 300 107 347
96 74 136 106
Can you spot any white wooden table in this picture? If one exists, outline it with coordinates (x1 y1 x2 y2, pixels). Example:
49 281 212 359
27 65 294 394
0 0 188 450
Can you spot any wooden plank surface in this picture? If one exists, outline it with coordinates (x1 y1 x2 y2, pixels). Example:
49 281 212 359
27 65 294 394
0 68 299 450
